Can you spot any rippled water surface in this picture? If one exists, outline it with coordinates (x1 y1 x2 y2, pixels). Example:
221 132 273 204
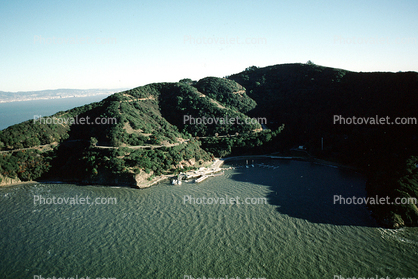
1 160 417 278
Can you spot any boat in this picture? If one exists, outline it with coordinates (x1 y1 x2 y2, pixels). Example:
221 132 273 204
172 178 182 185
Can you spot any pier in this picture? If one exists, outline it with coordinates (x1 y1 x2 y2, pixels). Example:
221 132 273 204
172 159 225 184
195 175 208 183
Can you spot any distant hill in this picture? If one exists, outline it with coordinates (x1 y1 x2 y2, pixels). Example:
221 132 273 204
0 63 417 228
0 88 128 103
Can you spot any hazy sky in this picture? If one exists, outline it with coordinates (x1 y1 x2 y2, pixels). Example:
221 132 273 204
1 0 417 91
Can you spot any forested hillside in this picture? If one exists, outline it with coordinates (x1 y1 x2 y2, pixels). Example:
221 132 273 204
0 78 278 187
1 63 417 227
228 62 418 227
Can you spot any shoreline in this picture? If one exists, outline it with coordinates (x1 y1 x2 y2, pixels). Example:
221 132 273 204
0 180 38 188
220 154 359 172
0 155 357 188
136 158 224 188
0 93 112 104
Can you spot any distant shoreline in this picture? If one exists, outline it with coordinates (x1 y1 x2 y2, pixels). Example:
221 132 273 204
0 93 115 104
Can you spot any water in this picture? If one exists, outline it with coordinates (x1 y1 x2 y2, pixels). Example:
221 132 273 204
0 95 112 130
0 160 417 278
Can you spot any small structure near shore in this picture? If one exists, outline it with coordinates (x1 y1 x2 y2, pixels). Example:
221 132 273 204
195 175 208 183
171 159 225 185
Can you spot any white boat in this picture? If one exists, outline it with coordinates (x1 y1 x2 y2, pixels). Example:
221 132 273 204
172 178 182 185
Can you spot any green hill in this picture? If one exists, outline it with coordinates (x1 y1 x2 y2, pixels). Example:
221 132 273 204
1 63 417 228
0 80 276 187
228 62 418 227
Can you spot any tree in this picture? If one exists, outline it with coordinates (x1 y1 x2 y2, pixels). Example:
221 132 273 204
92 168 98 176
90 137 98 148
245 66 258 71
179 78 194 85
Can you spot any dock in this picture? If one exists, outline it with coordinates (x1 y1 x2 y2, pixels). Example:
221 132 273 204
183 159 224 180
195 175 208 183
171 159 226 184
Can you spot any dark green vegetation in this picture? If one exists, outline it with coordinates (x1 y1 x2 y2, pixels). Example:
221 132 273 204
193 77 256 113
1 63 417 228
228 62 418 228
156 81 260 137
0 77 277 186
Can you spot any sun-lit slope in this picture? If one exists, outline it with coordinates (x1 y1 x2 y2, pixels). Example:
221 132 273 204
155 81 260 137
0 80 264 186
193 77 256 113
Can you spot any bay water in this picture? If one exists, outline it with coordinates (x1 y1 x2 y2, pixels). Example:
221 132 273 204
0 95 112 131
1 159 417 278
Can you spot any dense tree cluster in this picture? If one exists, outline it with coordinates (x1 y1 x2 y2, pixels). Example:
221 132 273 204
0 120 69 150
157 82 260 137
0 149 53 181
193 77 256 113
